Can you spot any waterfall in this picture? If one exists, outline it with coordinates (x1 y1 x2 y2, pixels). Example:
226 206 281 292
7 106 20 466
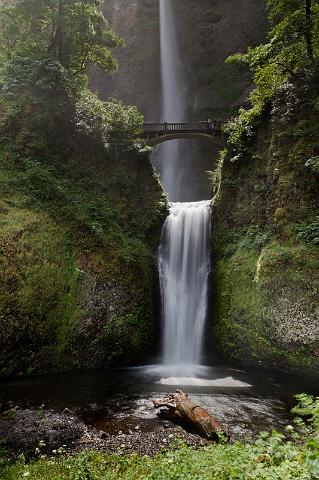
159 0 186 122
159 201 211 370
155 1 211 374
152 0 187 201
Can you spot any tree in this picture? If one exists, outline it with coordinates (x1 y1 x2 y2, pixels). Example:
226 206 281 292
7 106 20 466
0 56 144 155
0 1 143 156
267 0 318 64
305 0 314 63
0 56 77 154
227 0 319 107
224 0 319 154
0 0 123 83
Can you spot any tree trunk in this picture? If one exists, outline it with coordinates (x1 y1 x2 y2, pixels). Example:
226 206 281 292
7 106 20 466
153 390 228 440
305 0 314 64
56 0 64 65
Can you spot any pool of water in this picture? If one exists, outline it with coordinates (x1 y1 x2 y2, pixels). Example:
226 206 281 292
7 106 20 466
0 364 317 440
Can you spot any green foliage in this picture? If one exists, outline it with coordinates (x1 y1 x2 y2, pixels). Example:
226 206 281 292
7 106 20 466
2 409 16 421
0 0 143 151
210 148 227 200
274 208 287 222
223 106 263 158
75 92 144 149
306 156 319 173
215 226 270 259
212 188 319 371
1 396 319 479
0 56 144 156
296 217 319 244
0 0 159 377
0 199 80 374
226 0 319 152
0 1 144 153
76 93 144 149
0 56 76 154
215 2 319 375
258 244 296 272
0 0 123 83
251 0 319 88
0 137 166 374
292 393 319 434
104 312 148 362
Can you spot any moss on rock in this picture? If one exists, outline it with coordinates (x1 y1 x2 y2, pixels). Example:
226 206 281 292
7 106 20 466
0 144 167 377
211 76 319 374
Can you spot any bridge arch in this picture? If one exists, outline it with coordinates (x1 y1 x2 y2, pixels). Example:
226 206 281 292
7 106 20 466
140 121 224 146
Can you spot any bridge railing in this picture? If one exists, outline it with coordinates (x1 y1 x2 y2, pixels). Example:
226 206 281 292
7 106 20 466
142 121 222 133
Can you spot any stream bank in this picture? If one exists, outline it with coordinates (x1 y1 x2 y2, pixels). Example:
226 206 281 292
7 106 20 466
1 365 317 459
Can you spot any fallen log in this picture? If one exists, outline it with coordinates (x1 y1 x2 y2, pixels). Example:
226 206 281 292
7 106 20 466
153 390 228 440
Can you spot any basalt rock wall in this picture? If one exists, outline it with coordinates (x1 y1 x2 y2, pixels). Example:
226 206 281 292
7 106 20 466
211 75 319 374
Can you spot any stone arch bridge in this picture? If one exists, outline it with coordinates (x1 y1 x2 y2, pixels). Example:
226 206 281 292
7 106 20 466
139 121 224 146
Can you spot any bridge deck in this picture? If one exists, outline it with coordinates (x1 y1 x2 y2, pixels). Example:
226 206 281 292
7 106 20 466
142 121 222 135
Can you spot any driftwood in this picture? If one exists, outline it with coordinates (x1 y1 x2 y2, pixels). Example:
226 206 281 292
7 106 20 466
153 390 227 440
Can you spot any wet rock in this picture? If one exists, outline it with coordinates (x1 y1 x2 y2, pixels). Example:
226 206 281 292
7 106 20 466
0 405 215 459
0 408 85 456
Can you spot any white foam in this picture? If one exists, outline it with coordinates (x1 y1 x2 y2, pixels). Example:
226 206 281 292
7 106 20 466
156 376 252 388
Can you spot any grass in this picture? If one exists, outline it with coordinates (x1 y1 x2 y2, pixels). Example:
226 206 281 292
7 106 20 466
1 432 318 480
1 396 319 479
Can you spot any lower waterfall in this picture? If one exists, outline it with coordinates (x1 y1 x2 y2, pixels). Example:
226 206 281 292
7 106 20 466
159 200 211 372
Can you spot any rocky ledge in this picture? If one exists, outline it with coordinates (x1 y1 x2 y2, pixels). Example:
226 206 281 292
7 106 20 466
0 405 211 459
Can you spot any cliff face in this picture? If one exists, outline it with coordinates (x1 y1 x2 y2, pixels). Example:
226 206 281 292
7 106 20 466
211 74 319 373
173 0 268 119
91 0 267 120
90 0 161 119
0 145 167 376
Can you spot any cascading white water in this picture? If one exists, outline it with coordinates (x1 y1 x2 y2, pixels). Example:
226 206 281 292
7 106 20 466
152 0 188 201
160 0 186 123
159 201 211 370
155 1 212 374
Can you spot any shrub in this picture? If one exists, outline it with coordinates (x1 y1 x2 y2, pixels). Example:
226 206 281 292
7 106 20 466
297 217 319 244
223 105 263 158
75 93 143 150
306 157 319 174
0 57 76 155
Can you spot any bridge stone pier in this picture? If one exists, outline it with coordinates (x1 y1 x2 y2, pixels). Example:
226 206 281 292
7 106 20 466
140 121 223 146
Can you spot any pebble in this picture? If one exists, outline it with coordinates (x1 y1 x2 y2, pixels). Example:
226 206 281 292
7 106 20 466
0 405 213 458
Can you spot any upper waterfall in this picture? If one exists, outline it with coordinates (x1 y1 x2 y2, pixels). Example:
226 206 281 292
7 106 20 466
159 0 186 122
152 0 188 201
